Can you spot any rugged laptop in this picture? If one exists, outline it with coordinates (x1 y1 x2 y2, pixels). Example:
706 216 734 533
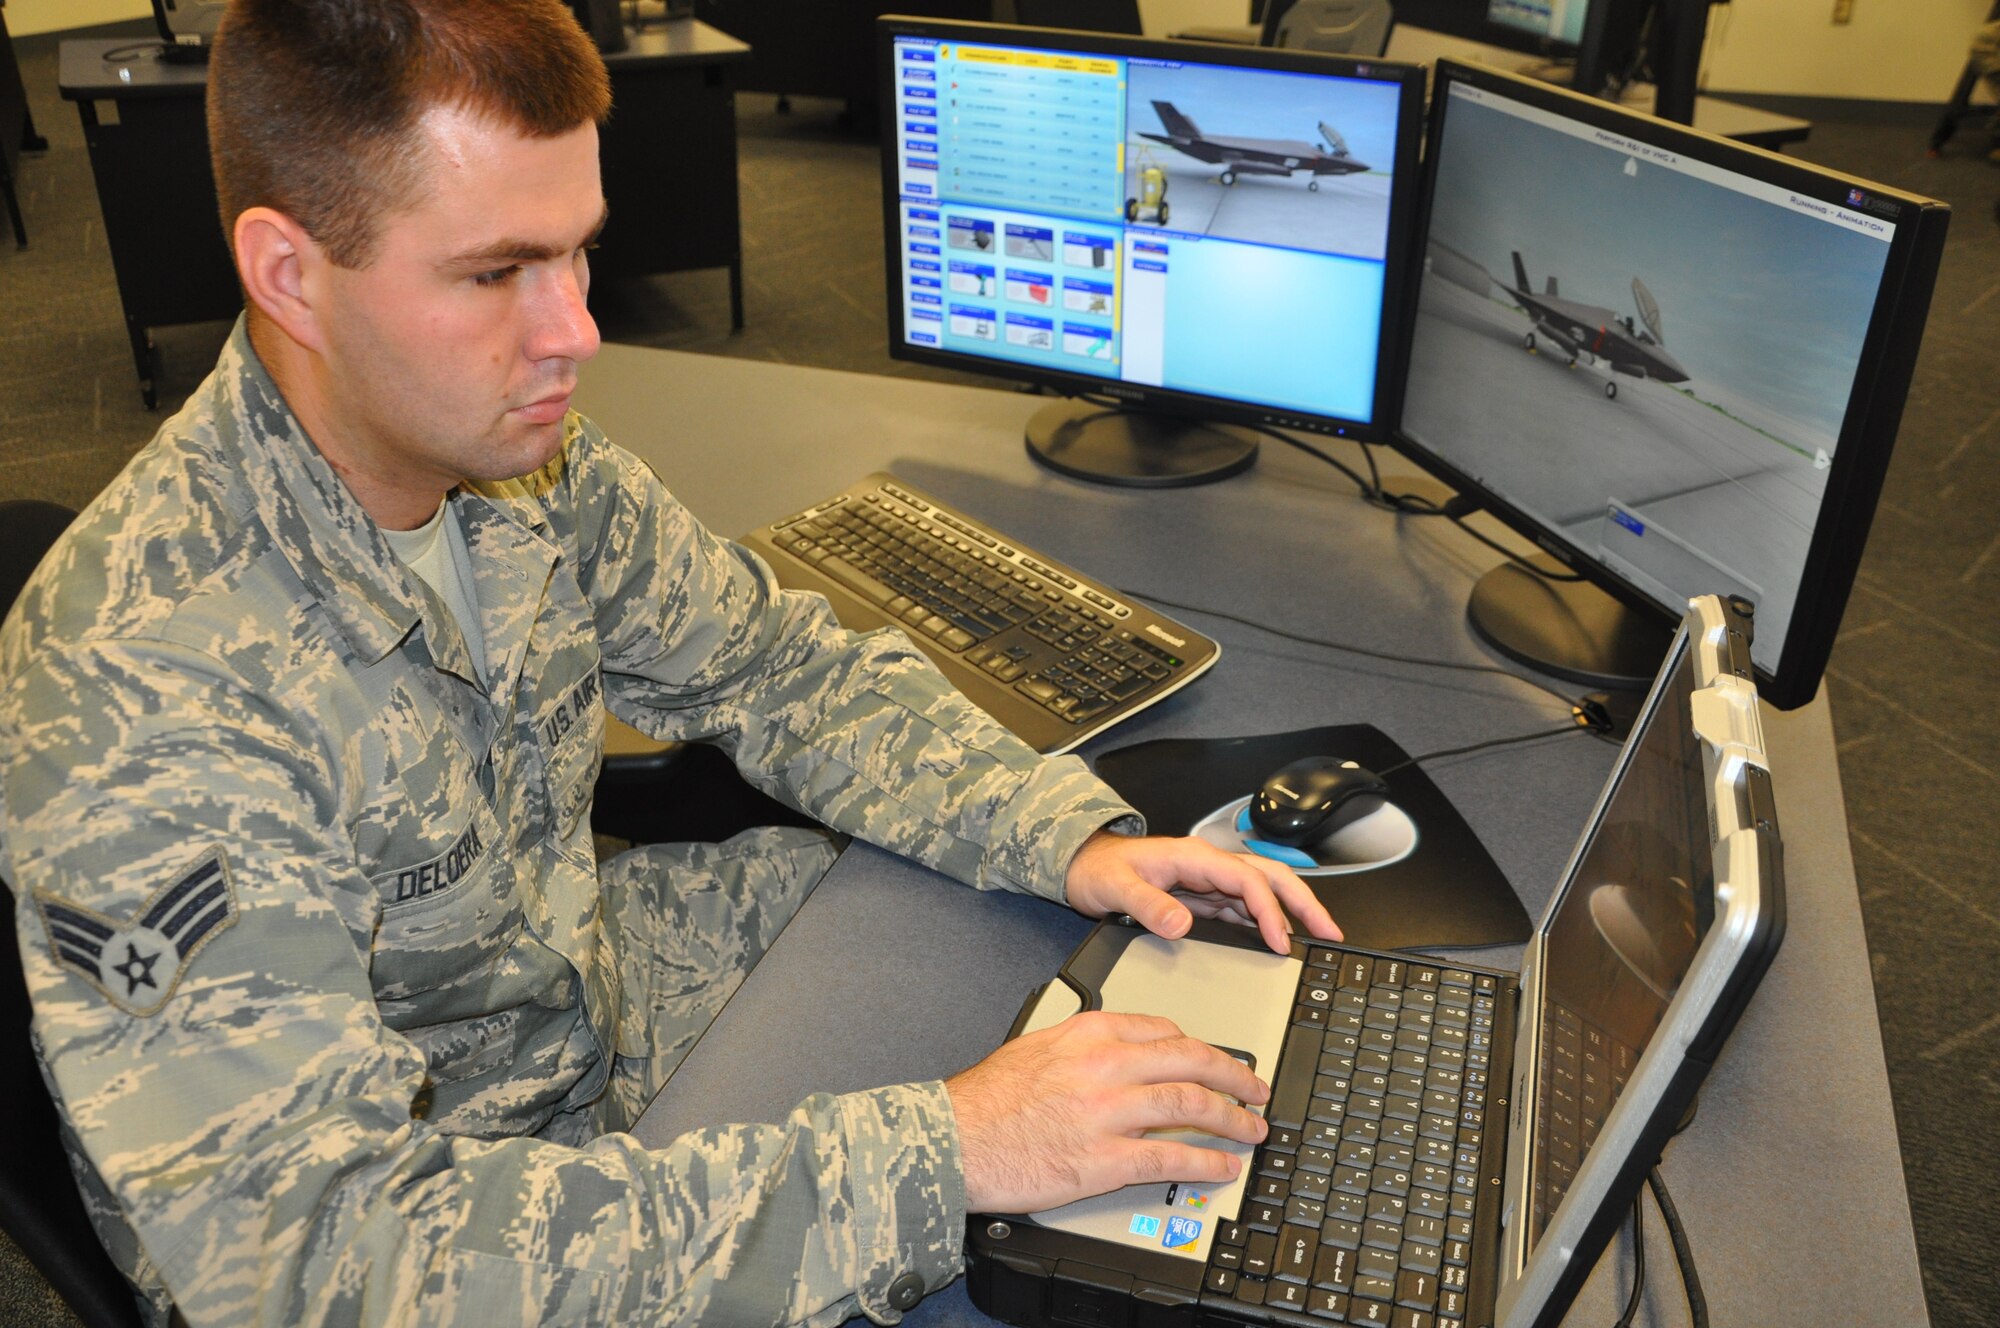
967 595 1784 1327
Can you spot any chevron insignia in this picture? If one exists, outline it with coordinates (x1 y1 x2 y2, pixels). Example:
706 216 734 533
35 850 238 1016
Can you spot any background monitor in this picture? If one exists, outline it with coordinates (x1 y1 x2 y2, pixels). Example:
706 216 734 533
1391 0 1649 100
879 16 1426 487
1395 60 1948 710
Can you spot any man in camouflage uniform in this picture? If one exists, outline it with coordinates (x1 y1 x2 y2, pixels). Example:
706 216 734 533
0 2 1338 1325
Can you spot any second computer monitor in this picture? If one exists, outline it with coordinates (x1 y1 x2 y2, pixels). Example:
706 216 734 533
1396 60 1948 710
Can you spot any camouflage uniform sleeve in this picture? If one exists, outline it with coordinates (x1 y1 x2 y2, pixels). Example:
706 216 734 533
0 640 965 1327
554 420 1144 905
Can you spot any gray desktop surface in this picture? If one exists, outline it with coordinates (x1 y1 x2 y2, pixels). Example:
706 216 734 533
577 345 1926 1325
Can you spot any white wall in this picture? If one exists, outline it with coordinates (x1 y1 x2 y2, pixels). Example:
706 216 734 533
7 0 150 37
1701 0 1990 102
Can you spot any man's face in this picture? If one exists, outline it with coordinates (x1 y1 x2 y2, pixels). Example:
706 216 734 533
307 104 605 511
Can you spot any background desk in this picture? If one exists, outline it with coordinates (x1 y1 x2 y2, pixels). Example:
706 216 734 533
582 346 1928 1326
56 24 748 408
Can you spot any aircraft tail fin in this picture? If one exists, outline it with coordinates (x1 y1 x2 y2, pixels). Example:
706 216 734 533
1151 100 1201 140
1545 276 1559 296
1511 251 1530 293
1318 122 1351 157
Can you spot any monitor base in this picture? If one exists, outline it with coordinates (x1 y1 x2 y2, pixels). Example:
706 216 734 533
1025 398 1259 488
1467 557 1670 692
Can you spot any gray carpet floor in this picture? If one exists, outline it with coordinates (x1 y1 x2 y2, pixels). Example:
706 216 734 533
3 20 1997 1328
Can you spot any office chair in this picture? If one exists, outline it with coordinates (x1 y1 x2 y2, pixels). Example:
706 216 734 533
0 500 147 1328
1265 0 1395 57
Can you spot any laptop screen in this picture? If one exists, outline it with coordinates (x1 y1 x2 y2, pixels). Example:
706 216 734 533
1526 635 1711 1247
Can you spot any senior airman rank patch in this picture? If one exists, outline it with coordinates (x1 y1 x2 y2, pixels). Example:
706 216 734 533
34 849 238 1015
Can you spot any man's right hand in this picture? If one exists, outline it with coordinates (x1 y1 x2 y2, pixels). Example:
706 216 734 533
944 1010 1271 1214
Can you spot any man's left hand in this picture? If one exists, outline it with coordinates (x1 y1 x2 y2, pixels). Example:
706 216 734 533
1063 832 1342 954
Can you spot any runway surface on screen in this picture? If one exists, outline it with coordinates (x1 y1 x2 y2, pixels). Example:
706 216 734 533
1406 275 1828 659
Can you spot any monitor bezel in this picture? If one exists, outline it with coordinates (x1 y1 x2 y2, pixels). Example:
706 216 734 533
876 15 1429 448
1389 59 1948 711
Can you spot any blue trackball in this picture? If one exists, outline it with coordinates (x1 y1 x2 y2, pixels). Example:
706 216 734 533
1241 837 1317 869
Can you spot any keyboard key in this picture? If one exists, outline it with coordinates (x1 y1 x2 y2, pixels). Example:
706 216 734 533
1268 1025 1321 1130
1244 1231 1279 1278
1276 1224 1318 1282
1401 1240 1442 1276
1362 1218 1403 1251
1397 1268 1440 1310
1320 1218 1363 1250
1309 1288 1350 1320
1213 1245 1244 1270
1406 1215 1445 1247
1299 1145 1338 1174
1292 1170 1331 1201
1410 1189 1450 1220
1219 1221 1249 1247
1268 1279 1312 1311
1353 1273 1398 1306
1358 1248 1399 1283
1286 1196 1327 1227
1314 1245 1355 1289
1350 1297 1395 1325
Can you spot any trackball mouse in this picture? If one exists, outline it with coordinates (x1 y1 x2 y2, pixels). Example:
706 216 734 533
1246 756 1393 847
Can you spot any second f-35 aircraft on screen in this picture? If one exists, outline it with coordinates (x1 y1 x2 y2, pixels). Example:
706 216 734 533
1507 251 1689 400
1139 100 1368 189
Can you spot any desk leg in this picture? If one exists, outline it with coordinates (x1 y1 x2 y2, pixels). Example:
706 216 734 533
2 169 22 248
21 103 47 154
127 320 157 410
730 260 744 332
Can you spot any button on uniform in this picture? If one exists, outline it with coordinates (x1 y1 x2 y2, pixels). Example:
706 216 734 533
887 1271 926 1311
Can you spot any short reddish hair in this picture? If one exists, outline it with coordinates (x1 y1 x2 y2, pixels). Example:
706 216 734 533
208 0 612 268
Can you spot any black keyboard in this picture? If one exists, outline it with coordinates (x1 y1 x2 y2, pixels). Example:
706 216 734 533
1204 950 1504 1327
744 474 1221 754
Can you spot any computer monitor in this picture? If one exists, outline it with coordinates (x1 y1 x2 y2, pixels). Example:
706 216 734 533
878 16 1425 487
1395 60 1948 711
1391 0 1648 99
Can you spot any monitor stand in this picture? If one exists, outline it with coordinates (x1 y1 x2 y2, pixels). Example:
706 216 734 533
1025 398 1259 488
1467 556 1670 692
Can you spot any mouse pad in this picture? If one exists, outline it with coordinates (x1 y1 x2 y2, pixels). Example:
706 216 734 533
1093 725 1531 952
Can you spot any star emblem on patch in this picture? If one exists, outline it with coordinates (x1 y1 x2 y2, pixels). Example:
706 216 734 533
34 849 238 1016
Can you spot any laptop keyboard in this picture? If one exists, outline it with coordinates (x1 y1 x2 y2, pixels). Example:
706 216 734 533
1204 950 1499 1326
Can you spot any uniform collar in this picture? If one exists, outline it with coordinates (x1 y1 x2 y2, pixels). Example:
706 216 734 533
212 318 555 670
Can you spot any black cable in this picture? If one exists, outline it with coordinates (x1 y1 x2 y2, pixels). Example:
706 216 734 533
1648 1167 1709 1328
1376 722 1585 778
1126 587 1583 709
100 42 172 63
1611 1193 1646 1328
1243 424 1590 581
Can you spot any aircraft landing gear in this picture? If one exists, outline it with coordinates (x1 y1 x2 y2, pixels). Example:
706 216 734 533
1308 179 1320 192
1220 171 1237 185
1605 381 1619 400
1523 333 1537 352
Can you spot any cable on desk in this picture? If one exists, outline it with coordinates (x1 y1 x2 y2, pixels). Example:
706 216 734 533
1125 587 1584 710
100 42 174 63
1375 722 1590 777
1648 1168 1709 1328
1247 425 1590 583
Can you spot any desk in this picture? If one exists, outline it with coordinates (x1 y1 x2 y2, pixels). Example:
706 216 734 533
586 346 1928 1326
57 23 749 408
1688 95 1812 151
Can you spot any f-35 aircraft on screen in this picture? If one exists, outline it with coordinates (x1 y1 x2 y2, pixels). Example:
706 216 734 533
1138 100 1367 189
1508 251 1689 400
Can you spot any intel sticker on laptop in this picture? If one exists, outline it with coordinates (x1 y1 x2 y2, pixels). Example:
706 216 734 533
1162 1216 1202 1250
1128 1214 1162 1239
